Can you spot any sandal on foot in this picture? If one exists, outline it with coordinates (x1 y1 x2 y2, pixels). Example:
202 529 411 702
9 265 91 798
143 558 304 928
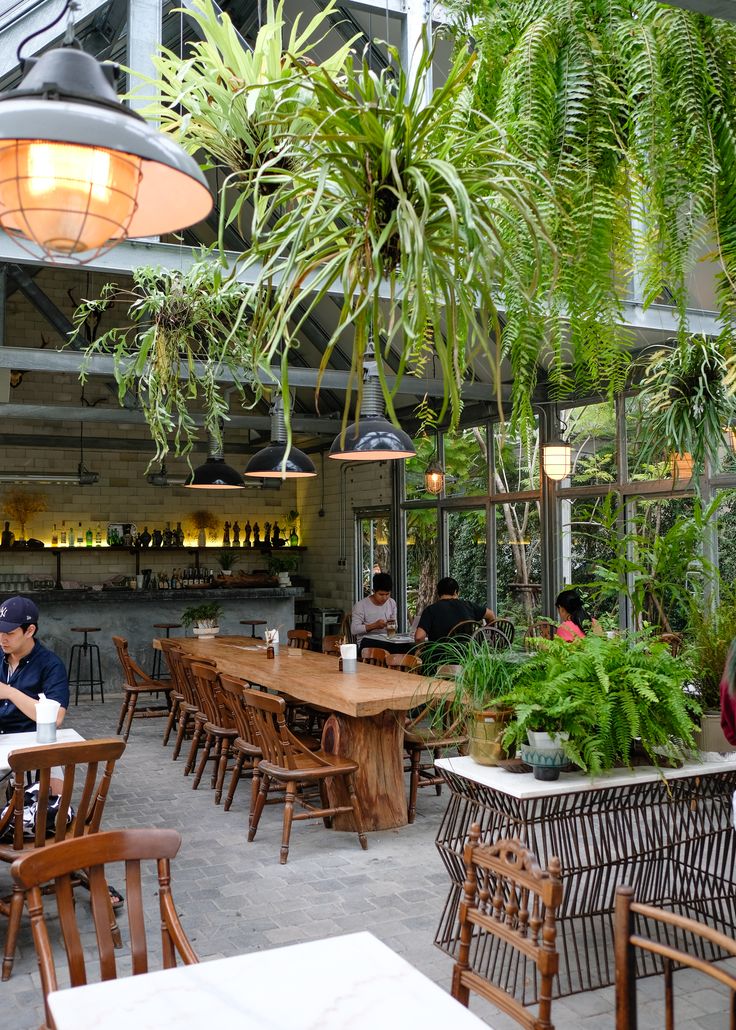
108 885 124 910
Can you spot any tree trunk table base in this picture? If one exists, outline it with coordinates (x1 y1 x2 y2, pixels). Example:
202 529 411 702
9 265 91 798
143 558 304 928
322 711 406 831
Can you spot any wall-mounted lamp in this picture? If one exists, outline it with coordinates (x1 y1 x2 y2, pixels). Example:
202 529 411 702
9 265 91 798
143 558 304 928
329 340 415 461
0 0 212 261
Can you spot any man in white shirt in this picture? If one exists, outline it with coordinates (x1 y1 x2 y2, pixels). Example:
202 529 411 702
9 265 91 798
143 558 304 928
351 573 398 642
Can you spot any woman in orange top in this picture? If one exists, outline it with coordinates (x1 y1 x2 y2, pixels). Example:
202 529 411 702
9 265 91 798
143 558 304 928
555 589 599 641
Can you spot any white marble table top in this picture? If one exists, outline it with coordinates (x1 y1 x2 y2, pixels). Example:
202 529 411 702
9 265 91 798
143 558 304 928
48 931 489 1030
0 728 84 773
435 752 736 799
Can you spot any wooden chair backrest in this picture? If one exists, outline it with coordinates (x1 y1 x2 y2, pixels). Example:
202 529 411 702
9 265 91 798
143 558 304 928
177 654 216 713
0 738 125 852
491 618 516 646
454 822 563 1029
242 687 328 772
287 629 312 650
112 635 155 688
658 633 683 657
218 673 258 747
447 619 482 641
11 828 198 1027
385 653 422 673
614 885 736 1030
361 647 388 667
435 663 462 680
525 621 553 644
339 612 355 645
188 660 232 728
321 634 342 656
473 624 512 650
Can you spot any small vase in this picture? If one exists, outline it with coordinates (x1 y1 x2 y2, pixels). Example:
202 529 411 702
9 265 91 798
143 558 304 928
198 529 206 548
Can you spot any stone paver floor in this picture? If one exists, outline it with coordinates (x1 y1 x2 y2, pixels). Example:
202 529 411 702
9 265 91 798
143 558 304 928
1 695 733 1028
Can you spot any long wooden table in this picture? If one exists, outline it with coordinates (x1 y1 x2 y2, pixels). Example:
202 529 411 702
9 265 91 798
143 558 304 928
158 636 454 831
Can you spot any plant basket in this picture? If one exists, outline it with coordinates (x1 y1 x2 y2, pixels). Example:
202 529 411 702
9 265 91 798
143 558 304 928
468 708 512 766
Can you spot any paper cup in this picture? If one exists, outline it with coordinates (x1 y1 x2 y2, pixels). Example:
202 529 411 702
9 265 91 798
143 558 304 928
342 657 357 674
340 644 357 660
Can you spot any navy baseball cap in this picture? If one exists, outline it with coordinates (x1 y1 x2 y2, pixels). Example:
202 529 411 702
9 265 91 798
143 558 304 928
0 596 39 632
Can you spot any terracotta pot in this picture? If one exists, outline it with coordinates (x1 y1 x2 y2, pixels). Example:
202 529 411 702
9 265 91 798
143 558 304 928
694 711 736 754
468 708 512 766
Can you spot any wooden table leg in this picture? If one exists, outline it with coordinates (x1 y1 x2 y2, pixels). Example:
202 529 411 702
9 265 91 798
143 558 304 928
322 711 406 831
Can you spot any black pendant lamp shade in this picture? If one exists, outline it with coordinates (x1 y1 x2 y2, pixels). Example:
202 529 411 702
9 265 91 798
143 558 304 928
185 455 245 490
244 397 317 479
329 352 415 461
0 45 212 260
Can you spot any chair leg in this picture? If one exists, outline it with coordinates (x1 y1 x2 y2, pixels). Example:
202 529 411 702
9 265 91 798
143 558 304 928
249 773 269 841
249 765 261 828
433 748 442 795
1 886 25 981
210 737 223 790
280 781 297 864
184 721 204 776
215 741 231 804
319 780 333 828
224 751 245 812
344 772 368 851
116 696 127 736
192 734 213 791
173 710 190 762
122 692 138 743
408 746 421 824
162 698 179 747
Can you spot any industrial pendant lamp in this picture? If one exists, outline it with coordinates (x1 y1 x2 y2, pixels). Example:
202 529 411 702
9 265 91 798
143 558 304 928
329 340 416 461
184 432 244 490
0 0 212 262
542 436 572 482
244 394 317 479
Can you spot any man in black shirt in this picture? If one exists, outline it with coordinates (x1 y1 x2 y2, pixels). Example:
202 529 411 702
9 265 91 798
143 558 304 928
414 577 495 643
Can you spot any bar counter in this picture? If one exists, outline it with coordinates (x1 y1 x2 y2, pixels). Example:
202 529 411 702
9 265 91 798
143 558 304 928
21 587 304 686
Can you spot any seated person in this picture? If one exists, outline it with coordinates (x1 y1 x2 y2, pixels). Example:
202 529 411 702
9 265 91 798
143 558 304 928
414 577 495 643
351 573 398 642
0 596 68 736
555 588 600 641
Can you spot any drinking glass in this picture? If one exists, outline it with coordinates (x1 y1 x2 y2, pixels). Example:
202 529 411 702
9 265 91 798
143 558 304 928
386 619 397 638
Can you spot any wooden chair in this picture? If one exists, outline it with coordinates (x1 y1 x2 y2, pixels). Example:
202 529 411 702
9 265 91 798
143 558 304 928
321 634 343 656
473 624 513 650
386 653 422 673
112 636 173 742
177 654 218 777
658 632 684 658
475 618 515 647
448 619 482 639
187 661 237 804
361 647 388 667
11 828 198 1029
614 884 736 1030
158 637 185 749
452 823 563 1029
287 629 312 650
243 687 368 864
218 673 263 816
524 621 553 649
404 686 467 824
339 612 355 645
0 737 125 982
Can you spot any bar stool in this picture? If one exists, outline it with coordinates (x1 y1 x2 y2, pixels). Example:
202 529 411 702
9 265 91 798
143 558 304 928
240 619 267 638
67 627 104 704
151 623 183 680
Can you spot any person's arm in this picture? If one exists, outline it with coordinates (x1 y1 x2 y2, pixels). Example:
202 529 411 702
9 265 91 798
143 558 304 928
414 609 431 643
721 678 736 746
483 607 495 622
414 627 427 643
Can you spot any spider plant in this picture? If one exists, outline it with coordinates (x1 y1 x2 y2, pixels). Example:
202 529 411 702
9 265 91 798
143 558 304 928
72 254 260 465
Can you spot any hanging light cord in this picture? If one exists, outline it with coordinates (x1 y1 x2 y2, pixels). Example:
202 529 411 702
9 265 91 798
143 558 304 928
17 0 80 66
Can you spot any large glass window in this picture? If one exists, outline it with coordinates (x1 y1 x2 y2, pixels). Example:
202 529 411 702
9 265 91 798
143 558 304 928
404 435 439 501
559 495 619 620
625 396 671 481
495 500 541 624
443 426 489 497
493 420 539 493
356 513 391 599
405 508 438 622
447 509 488 604
561 403 617 486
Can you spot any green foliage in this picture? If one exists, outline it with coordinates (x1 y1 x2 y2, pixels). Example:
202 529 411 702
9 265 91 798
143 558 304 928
500 634 700 776
447 0 736 411
181 602 224 627
421 637 521 727
684 585 736 711
217 550 241 571
73 256 259 465
633 336 736 478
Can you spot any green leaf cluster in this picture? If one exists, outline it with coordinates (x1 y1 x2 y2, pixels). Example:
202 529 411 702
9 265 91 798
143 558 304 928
181 602 224 627
501 633 700 776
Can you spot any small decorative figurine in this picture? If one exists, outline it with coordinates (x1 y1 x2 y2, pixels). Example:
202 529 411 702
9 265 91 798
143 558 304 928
232 521 241 547
139 526 152 548
244 520 252 548
272 522 282 547
263 521 271 548
223 521 231 547
1 522 13 549
152 528 163 548
253 522 260 546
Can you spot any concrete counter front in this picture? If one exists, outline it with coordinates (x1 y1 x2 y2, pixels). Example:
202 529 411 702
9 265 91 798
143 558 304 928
19 588 303 688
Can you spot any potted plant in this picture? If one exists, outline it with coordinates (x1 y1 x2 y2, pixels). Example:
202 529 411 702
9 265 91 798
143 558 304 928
3 488 47 545
268 553 299 587
428 637 520 766
217 550 240 576
685 588 736 753
181 602 224 639
190 510 218 549
501 634 701 780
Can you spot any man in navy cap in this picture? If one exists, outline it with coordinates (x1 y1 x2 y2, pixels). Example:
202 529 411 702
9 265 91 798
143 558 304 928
0 596 68 735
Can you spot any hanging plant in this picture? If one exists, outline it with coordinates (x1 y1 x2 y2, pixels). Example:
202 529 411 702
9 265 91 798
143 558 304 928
634 335 736 477
72 254 261 464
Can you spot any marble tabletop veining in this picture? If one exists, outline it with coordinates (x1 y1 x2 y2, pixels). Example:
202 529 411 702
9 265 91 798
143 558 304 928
48 931 490 1030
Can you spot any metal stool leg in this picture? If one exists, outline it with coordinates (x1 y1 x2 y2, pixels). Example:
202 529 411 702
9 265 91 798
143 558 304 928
93 645 104 703
85 637 94 702
73 643 83 705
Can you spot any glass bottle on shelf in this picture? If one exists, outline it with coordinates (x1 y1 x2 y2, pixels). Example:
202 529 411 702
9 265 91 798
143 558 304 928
77 522 83 546
68 521 75 547
51 523 58 547
60 522 67 547
95 524 102 546
85 526 93 547
175 521 184 547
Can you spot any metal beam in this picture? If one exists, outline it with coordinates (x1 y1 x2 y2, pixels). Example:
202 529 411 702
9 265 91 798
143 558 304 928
127 0 162 114
0 346 494 400
0 0 111 79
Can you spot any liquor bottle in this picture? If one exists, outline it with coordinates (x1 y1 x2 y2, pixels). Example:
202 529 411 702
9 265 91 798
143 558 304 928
208 568 215 584
77 522 83 546
60 522 67 547
51 523 58 547
95 524 102 546
85 526 93 547
68 521 75 547
175 521 184 547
